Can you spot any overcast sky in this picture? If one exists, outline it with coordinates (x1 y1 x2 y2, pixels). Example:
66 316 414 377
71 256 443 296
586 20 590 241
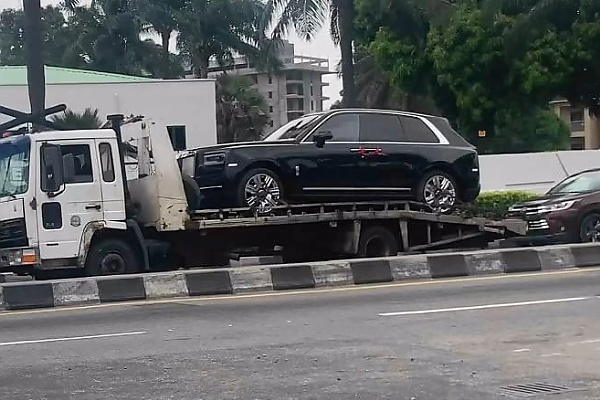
1 0 342 107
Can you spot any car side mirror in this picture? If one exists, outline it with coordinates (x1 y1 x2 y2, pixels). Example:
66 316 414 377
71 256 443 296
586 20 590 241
40 144 64 193
62 153 75 184
313 131 333 148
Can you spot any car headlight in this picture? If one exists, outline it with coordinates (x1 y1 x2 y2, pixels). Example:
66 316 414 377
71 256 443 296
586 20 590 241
203 152 226 166
539 200 577 213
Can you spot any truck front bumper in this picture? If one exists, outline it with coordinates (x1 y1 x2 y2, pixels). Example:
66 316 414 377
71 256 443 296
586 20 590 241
0 247 39 271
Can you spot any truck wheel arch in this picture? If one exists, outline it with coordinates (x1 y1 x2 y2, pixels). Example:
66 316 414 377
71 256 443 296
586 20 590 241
77 220 149 272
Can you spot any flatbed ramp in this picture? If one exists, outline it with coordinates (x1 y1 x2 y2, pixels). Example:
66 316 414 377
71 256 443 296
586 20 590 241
184 201 526 256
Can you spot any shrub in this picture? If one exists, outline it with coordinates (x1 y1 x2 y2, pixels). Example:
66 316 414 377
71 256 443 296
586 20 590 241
458 190 538 219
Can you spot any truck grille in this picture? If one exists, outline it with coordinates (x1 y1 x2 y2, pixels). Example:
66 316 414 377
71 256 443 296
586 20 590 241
0 218 27 249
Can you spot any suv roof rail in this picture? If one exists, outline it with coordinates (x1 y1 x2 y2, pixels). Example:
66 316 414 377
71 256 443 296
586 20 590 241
0 103 67 134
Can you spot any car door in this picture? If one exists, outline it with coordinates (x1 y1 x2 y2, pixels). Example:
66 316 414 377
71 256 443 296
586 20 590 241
357 112 415 195
297 112 366 197
36 140 104 265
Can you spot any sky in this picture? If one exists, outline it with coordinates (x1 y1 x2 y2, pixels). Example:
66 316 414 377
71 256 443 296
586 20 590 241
1 0 342 107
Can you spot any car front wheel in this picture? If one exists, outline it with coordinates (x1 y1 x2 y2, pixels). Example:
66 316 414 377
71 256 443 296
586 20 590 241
416 170 458 214
237 168 284 213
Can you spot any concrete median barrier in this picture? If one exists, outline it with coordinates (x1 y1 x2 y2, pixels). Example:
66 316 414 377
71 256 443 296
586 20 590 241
2 242 600 311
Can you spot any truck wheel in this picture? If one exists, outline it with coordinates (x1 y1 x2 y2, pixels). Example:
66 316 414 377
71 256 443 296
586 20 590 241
357 226 399 258
416 170 458 214
85 239 140 276
237 168 284 213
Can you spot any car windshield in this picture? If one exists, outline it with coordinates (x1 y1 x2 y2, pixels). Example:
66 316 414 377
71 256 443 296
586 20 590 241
548 170 600 194
0 135 30 198
262 114 322 141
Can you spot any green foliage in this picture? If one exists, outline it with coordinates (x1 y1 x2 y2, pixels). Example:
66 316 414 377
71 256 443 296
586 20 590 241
463 190 538 219
216 74 269 143
50 108 103 130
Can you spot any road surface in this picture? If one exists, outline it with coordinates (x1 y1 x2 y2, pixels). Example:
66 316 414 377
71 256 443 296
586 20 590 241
1 268 600 399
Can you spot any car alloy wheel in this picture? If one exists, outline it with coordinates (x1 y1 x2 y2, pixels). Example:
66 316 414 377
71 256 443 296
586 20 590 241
580 213 600 242
244 172 281 213
423 174 457 214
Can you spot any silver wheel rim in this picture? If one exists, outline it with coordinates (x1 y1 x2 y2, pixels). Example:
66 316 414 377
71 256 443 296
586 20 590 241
423 175 456 213
244 173 281 213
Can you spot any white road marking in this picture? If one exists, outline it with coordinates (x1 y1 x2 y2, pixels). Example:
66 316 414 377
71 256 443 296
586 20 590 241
378 296 593 317
513 348 531 353
541 353 563 357
568 338 600 346
0 331 146 347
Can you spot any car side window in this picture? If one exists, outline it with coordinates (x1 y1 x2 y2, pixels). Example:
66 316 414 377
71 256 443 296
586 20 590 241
359 113 404 142
61 144 93 183
316 113 360 142
399 116 440 143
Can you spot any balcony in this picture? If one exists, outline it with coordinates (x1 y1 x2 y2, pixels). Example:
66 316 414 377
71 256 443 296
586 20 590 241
570 120 585 132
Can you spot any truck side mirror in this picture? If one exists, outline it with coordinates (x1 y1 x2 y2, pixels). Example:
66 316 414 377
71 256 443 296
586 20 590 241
40 144 64 193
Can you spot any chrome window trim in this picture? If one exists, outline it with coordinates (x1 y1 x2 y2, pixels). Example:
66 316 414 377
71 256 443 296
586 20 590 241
298 109 450 145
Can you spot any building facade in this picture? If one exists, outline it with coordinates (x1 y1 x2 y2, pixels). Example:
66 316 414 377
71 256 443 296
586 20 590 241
0 66 217 150
205 41 333 131
550 99 600 150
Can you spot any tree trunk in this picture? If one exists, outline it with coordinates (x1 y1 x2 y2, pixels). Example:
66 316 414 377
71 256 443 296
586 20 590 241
196 57 209 79
159 30 172 79
23 0 46 116
337 0 356 108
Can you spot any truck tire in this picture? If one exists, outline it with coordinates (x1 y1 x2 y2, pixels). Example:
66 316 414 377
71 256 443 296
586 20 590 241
416 170 458 214
236 167 284 213
85 239 140 276
357 226 399 258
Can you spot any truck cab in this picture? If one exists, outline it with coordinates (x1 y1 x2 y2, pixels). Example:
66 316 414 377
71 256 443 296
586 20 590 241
0 106 189 278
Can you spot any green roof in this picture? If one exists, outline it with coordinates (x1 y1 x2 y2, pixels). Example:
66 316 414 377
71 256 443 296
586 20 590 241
0 66 157 86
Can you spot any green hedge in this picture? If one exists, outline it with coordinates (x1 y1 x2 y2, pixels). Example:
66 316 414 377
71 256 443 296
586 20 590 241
457 190 538 219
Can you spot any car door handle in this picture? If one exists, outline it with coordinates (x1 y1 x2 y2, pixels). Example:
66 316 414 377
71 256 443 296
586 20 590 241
85 204 102 210
351 148 378 152
350 147 386 157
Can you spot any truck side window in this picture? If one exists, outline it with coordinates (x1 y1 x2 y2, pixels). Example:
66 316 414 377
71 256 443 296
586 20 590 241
61 145 93 183
98 143 115 182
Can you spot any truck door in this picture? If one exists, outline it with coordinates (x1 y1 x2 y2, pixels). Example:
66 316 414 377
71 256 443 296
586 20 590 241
36 139 104 265
95 140 125 221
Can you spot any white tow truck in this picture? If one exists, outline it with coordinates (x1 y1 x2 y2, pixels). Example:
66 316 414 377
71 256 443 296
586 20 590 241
0 105 526 279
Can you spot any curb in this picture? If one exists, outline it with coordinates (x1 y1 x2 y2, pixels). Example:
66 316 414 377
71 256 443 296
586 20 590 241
2 243 600 311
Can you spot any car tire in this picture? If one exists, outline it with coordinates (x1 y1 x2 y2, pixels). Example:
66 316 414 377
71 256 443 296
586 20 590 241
416 170 459 215
357 226 399 258
236 168 284 213
182 174 202 210
85 239 140 276
579 212 600 242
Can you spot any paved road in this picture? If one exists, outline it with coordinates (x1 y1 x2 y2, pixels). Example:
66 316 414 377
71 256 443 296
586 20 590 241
1 268 600 400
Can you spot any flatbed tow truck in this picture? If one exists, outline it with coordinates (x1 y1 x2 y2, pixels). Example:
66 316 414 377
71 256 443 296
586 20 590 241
0 105 526 278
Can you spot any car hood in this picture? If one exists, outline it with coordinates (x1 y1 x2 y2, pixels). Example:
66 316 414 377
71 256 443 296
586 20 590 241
176 140 296 159
512 192 592 208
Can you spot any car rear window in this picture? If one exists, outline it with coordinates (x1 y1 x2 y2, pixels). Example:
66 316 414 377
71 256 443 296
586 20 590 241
399 116 439 143
428 116 474 148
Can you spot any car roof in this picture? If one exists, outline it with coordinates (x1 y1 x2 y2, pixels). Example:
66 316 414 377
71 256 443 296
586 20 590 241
319 108 446 120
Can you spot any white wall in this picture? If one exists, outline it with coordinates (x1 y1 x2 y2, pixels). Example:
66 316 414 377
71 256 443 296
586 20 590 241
479 150 600 194
0 79 217 148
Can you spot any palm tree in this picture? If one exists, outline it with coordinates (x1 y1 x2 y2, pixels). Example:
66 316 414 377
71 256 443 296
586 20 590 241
50 108 103 129
215 74 269 143
23 0 45 116
135 0 182 78
177 0 281 79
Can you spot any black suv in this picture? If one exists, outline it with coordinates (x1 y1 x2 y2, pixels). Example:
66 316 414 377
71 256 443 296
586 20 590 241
178 109 480 213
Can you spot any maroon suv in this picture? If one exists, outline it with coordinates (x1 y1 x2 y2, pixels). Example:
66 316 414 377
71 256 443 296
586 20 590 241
506 168 600 245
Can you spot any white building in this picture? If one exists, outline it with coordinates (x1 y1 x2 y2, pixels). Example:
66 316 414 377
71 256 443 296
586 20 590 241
0 66 217 150
203 41 334 132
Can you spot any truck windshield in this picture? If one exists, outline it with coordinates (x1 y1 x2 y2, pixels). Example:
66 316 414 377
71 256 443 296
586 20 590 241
0 135 30 198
